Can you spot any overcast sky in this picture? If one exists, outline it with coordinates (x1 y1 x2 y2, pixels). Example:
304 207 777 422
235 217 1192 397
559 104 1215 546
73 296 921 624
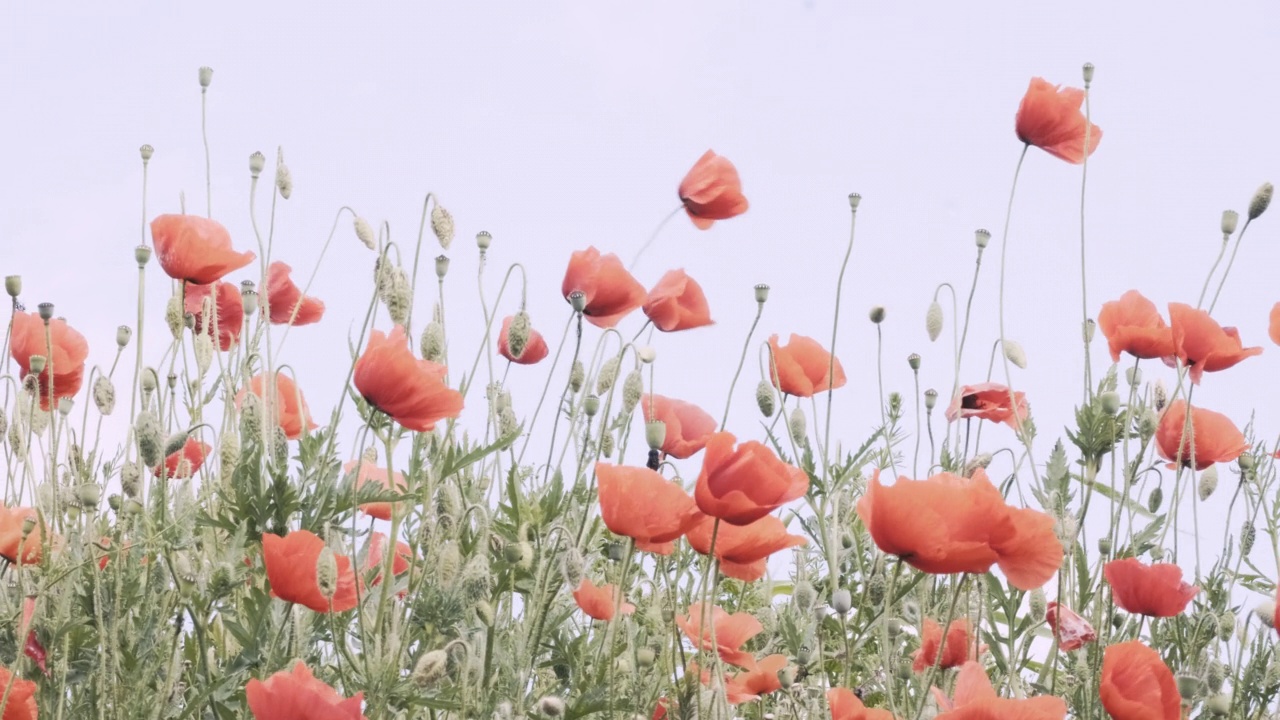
4 3 1280 582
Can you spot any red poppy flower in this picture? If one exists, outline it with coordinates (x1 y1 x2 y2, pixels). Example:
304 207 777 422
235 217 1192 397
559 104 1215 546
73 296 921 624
265 261 325 326
828 687 895 720
1168 303 1261 384
640 394 717 459
497 316 549 364
678 150 749 229
262 531 361 613
1045 602 1096 651
572 578 635 621
0 505 45 566
932 661 1066 719
1155 400 1248 471
150 214 255 285
1270 302 1280 346
1104 558 1198 617
185 281 244 350
21 597 47 677
857 469 1062 590
1014 77 1102 164
675 602 762 668
912 618 976 673
694 432 809 526
345 460 407 521
560 247 647 328
365 532 412 586
1099 641 1179 720
239 373 318 440
728 654 788 702
354 325 463 432
9 311 89 410
154 438 212 479
642 270 713 332
686 514 806 582
1097 290 1175 363
946 383 1029 428
767 334 846 398
246 661 366 720
595 463 703 554
0 665 38 720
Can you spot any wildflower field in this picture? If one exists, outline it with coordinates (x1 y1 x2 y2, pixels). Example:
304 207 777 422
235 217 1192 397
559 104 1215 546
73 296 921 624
4 54 1280 720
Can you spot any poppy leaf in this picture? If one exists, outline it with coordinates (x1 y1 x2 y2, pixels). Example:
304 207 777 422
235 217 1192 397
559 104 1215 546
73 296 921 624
440 427 520 479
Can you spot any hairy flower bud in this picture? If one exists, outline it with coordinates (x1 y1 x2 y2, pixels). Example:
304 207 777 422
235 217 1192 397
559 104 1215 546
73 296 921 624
926 301 944 342
1029 588 1047 623
832 588 852 615
507 311 531 359
601 431 614 458
420 321 446 363
165 294 184 339
868 305 886 324
460 553 492 605
569 361 585 393
379 266 413 326
1152 380 1167 412
275 162 293 200
136 412 163 467
93 376 116 415
219 433 241 476
789 406 806 445
431 202 455 249
596 358 620 394
1003 340 1027 369
1198 466 1219 500
413 650 449 688
1099 391 1121 415
1241 521 1256 556
756 380 776 417
1249 182 1273 221
316 547 338 600
622 370 643 413
193 333 214 377
793 580 816 611
354 216 376 250
537 696 565 717
438 542 462 585
561 547 584 587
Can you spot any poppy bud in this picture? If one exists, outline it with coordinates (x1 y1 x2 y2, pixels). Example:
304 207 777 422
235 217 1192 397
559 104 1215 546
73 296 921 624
793 580 816 611
77 484 101 508
499 406 518 438
460 554 493 604
507 311 532 360
164 431 190 458
163 295 184 339
1177 674 1204 701
866 571 885 605
756 380 776 417
123 498 143 516
1218 611 1236 641
474 599 494 625
136 412 163 467
1152 380 1167 411
135 245 152 267
1082 318 1096 343
868 305 886 324
901 599 921 623
537 696 566 717
1150 546 1165 562
380 268 413 326
1029 588 1047 622
1249 182 1273 220
475 230 492 251
437 542 462 585
1241 521 1255 556
974 228 991 249
561 547 584 587
420 322 445 363
1205 694 1231 715
431 203 455 249
848 192 861 211
219 433 240 475
349 216 375 250
1239 453 1255 470
636 345 656 364
5 275 20 297
108 493 122 511
596 358 620 394
1198 466 1219 500
93 377 116 416
636 647 656 669
1098 536 1112 555
789 406 806 444
1221 209 1239 236
584 395 600 417
194 334 214 377
1207 661 1226 693
646 420 666 450
777 665 798 689
502 542 524 564
754 283 770 304
1099 391 1121 415
963 453 993 477
1125 366 1142 387
411 649 449 688
907 353 921 371
27 355 46 375
832 588 852 615
569 361 585 392
601 431 614 458
140 144 155 162
896 662 913 681
622 370 643 413
435 254 450 279
275 162 293 200
1003 340 1027 369
198 66 213 88
924 388 938 411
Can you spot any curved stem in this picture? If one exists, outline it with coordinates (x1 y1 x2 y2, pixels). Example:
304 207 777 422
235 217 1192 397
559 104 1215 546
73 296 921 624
1078 77 1093 401
824 198 859 475
628 206 683 271
719 297 765 430
1207 219 1253 313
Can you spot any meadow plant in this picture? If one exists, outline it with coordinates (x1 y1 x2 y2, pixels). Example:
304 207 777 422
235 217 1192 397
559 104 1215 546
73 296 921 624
5 64 1280 720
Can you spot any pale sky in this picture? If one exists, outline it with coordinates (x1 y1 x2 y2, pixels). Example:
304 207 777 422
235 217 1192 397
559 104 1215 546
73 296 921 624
4 3 1280 578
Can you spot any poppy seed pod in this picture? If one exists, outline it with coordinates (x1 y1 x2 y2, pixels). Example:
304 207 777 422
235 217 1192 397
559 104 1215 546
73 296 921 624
275 162 293 200
1082 62 1095 84
435 254 450 279
568 290 586 314
1125 366 1142 387
974 228 991 248
646 420 667 450
869 305 886 324
1249 182 1273 220
754 283 770 304
139 144 154 161
475 231 492 250
926 301 944 342
848 192 861 210
583 394 600 417
756 380 776 417
907 353 921 370
1098 536 1112 555
832 588 852 615
27 355 46 375
1221 209 1239 236
5 275 20 297
1083 318 1096 343
134 244 152 267
198 66 213 88
431 203 455 249
247 151 265 178
57 397 73 417
924 388 938 411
